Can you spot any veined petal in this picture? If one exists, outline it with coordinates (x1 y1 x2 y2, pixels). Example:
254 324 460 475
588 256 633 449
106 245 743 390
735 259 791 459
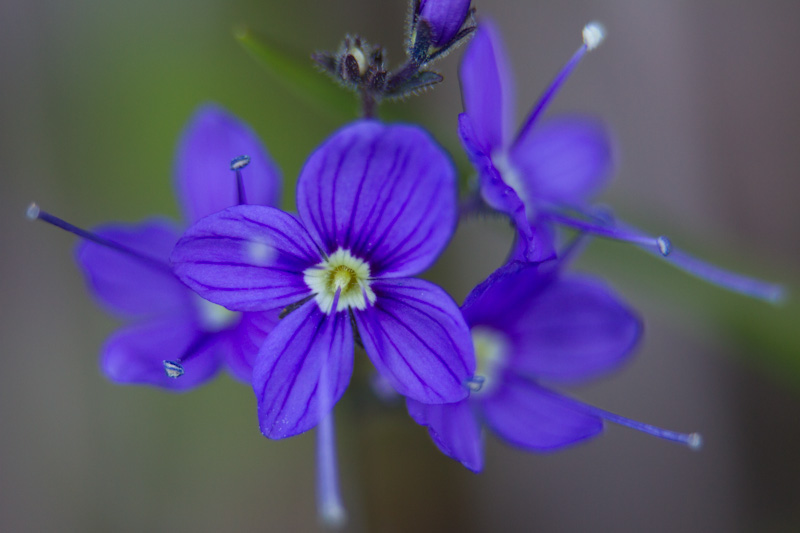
407 398 483 472
175 104 281 223
171 205 321 312
354 278 474 404
296 121 457 277
225 310 281 383
75 218 191 319
478 373 602 451
253 300 354 439
509 117 614 204
459 20 515 152
100 317 222 391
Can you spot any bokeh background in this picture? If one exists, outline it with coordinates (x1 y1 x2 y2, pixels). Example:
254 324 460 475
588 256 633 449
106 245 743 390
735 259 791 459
2 0 799 531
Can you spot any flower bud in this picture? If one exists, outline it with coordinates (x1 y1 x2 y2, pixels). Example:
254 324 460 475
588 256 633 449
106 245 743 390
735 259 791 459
417 0 472 48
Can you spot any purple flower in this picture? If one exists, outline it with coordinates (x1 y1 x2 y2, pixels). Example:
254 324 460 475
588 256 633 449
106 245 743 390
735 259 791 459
408 260 702 472
417 0 472 48
458 20 611 263
70 104 282 389
171 120 475 439
458 21 784 301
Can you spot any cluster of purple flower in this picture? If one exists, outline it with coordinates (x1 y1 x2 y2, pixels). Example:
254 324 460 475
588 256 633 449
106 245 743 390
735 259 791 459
29 0 783 525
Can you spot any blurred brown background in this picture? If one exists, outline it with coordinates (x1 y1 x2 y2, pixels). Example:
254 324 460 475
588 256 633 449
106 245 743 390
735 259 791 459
2 1 798 531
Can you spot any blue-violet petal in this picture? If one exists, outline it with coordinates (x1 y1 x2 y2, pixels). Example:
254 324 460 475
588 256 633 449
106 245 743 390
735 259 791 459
407 397 484 472
100 317 222 391
253 300 354 439
76 218 191 319
355 278 474 404
296 121 457 277
478 373 603 451
171 205 320 312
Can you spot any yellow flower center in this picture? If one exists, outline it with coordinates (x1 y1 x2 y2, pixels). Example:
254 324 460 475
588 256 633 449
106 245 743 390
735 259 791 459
304 248 376 314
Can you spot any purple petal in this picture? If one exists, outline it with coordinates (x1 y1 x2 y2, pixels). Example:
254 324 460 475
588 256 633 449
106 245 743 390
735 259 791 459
507 217 556 264
478 374 602 451
463 262 640 382
171 205 321 312
505 275 641 382
253 300 354 439
462 260 550 326
459 115 554 263
225 310 281 383
296 121 457 277
100 317 223 391
175 104 281 223
407 398 483 472
459 20 515 153
509 117 614 204
75 218 192 319
354 278 474 404
418 0 472 47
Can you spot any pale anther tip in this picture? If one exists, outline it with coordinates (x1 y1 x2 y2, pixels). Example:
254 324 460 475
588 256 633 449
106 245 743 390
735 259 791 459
768 286 789 306
26 202 40 221
320 503 347 529
163 360 185 378
466 375 485 393
657 235 672 256
230 155 251 171
583 21 606 50
687 432 703 451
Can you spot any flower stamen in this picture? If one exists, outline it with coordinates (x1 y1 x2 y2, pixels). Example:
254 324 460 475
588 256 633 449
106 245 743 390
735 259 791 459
516 21 606 143
230 155 250 205
304 248 376 314
25 203 172 273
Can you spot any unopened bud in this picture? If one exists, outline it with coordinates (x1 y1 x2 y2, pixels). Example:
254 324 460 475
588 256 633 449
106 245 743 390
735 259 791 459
417 0 472 47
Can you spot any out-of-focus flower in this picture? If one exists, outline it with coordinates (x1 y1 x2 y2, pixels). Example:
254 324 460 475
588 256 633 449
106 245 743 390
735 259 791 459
458 20 610 263
30 104 282 389
171 120 475 439
458 20 784 302
408 260 702 472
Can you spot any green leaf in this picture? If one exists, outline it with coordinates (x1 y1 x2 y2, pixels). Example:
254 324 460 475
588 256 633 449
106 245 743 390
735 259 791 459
235 26 357 122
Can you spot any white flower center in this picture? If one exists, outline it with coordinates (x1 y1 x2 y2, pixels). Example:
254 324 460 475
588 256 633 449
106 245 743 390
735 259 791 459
303 248 376 314
195 296 239 332
470 326 509 395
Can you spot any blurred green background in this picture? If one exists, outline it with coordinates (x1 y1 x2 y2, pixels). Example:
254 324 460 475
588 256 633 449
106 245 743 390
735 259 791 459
2 0 799 531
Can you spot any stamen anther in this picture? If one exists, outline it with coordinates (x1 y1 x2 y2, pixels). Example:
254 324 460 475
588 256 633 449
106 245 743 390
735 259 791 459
657 235 672 256
26 202 41 220
466 375 485 392
687 432 703 451
163 360 185 378
230 155 251 170
582 22 606 51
